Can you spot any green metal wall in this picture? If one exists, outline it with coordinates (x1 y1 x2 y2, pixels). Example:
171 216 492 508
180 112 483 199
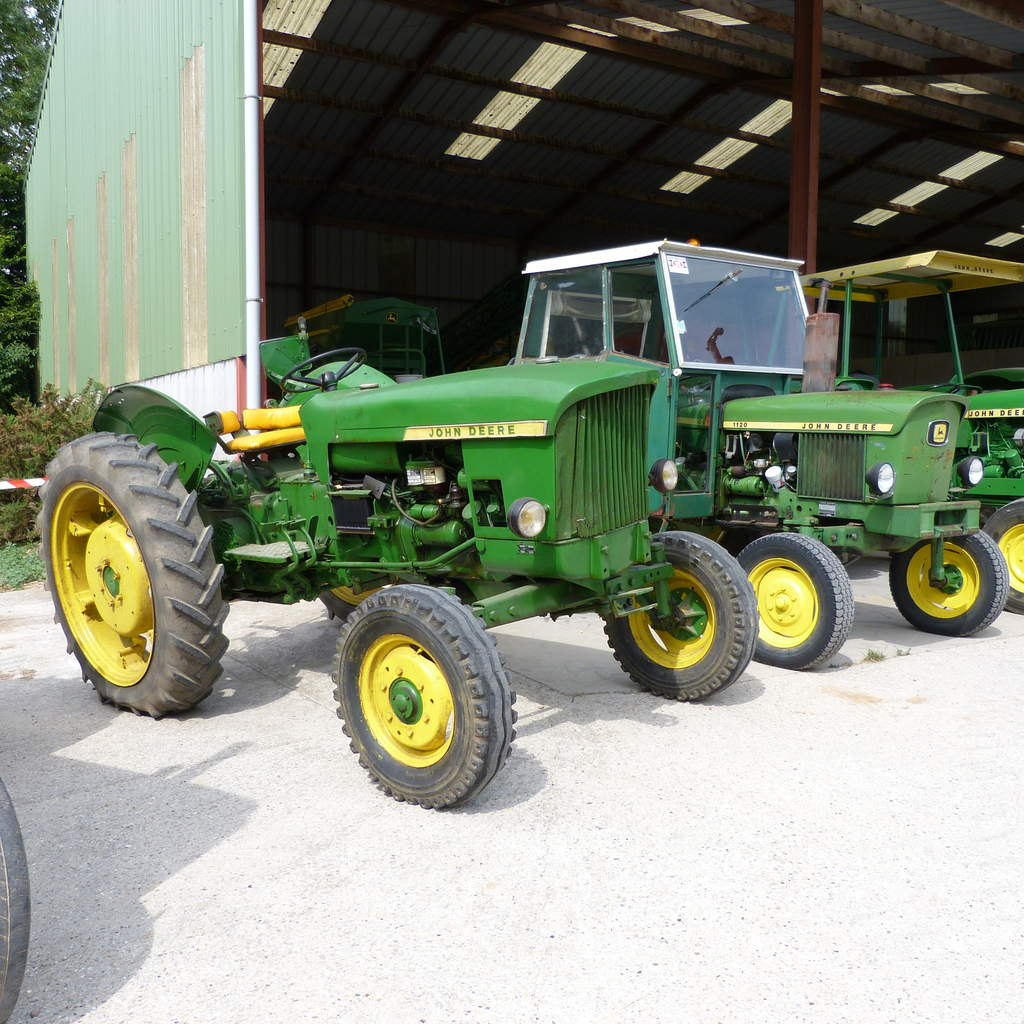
26 0 246 390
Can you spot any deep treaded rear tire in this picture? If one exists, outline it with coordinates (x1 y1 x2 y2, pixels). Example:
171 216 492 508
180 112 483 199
603 531 757 701
738 532 854 670
39 432 228 716
889 532 1008 636
0 778 29 1024
982 498 1024 614
333 585 515 809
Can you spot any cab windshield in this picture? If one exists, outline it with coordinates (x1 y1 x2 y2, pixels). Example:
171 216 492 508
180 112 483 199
665 254 805 372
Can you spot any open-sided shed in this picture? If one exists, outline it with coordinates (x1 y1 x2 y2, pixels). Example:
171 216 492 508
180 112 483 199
26 0 1024 410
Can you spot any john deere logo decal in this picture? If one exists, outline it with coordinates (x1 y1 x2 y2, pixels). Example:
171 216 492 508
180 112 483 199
927 420 949 446
385 312 399 324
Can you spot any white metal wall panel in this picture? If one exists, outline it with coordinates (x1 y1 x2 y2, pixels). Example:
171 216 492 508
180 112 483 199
141 358 242 420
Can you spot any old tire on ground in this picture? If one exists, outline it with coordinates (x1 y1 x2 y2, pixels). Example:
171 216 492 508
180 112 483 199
39 433 228 716
603 531 757 701
0 778 29 1024
982 499 1024 614
319 583 385 622
889 532 1008 636
333 585 516 808
738 532 854 670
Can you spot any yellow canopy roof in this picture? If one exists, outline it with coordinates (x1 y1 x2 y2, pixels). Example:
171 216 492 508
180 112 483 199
801 251 1024 303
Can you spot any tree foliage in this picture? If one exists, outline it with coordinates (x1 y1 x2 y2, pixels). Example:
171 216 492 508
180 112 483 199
0 0 58 409
0 0 58 171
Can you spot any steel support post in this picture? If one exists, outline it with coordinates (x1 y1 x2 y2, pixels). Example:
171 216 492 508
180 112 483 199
788 0 823 274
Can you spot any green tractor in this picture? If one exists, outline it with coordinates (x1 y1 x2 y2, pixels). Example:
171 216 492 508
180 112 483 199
40 338 759 808
803 250 1024 613
0 776 29 1024
512 241 1008 670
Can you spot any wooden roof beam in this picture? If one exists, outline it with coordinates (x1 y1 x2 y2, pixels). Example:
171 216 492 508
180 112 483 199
382 0 1024 152
665 0 1024 111
931 0 1024 34
546 3 1022 128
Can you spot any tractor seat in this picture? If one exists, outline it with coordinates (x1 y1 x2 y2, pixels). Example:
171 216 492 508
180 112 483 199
206 406 306 452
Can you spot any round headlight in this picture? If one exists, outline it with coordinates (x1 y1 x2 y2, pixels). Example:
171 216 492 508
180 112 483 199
958 456 984 487
866 462 896 496
508 497 547 539
649 458 678 494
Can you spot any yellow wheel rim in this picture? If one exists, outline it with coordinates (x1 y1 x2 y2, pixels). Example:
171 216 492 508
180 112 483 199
51 482 155 686
747 557 820 650
330 584 382 606
357 634 454 768
904 543 981 619
627 569 716 669
998 524 1024 596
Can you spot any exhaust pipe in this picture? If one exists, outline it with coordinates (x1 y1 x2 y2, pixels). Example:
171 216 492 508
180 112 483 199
802 279 840 393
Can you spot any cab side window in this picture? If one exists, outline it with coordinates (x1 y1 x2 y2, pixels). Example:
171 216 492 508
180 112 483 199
520 268 605 359
610 265 668 364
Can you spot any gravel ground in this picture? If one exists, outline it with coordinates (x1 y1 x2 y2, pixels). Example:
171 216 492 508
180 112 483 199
1 558 1022 1024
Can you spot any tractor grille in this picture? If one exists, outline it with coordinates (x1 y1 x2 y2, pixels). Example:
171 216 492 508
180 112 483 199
558 385 649 538
797 433 865 502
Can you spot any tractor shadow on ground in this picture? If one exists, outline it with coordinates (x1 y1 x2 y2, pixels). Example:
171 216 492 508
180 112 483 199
190 600 342 718
0 675 256 1024
492 632 765 745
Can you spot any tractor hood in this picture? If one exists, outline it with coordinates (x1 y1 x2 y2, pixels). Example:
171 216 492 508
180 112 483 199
965 386 1024 420
302 360 658 442
722 389 967 435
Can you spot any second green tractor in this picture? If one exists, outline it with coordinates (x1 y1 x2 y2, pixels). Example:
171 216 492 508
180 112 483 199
511 241 1008 670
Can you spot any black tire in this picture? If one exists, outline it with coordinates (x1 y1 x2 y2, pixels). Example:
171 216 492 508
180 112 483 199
38 433 228 717
0 778 29 1024
333 585 515 808
982 499 1024 614
738 532 854 670
890 532 1008 636
319 583 388 622
603 531 757 701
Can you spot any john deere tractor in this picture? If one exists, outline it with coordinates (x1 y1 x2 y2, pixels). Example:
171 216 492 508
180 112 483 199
803 250 1024 613
40 340 758 808
512 241 1008 671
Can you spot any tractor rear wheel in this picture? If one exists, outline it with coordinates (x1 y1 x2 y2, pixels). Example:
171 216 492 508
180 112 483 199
332 585 515 808
0 777 29 1024
738 532 854 670
982 499 1024 614
39 433 228 716
889 532 1008 636
603 531 757 701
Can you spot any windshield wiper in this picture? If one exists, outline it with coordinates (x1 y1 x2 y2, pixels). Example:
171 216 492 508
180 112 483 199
683 268 744 313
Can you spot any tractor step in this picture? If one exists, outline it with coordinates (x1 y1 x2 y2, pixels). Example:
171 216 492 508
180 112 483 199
224 541 311 564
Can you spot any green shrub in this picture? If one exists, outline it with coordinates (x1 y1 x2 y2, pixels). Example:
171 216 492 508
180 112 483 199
0 381 104 543
0 542 44 590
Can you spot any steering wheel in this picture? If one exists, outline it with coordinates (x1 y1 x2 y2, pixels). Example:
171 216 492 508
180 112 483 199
281 347 367 392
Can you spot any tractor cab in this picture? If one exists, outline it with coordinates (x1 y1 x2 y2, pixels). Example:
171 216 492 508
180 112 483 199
515 240 807 515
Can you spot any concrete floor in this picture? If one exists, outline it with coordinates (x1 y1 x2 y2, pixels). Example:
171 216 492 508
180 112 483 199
1 557 1022 1024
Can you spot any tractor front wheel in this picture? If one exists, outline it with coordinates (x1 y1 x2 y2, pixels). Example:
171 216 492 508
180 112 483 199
39 433 229 716
333 585 516 808
738 532 854 670
0 777 29 1024
982 499 1024 614
889 532 1008 636
603 531 757 701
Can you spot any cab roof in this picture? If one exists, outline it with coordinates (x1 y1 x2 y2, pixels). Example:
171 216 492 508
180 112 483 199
803 251 1024 303
523 240 804 276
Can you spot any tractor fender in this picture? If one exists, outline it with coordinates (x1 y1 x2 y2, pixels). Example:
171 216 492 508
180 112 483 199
93 384 217 491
